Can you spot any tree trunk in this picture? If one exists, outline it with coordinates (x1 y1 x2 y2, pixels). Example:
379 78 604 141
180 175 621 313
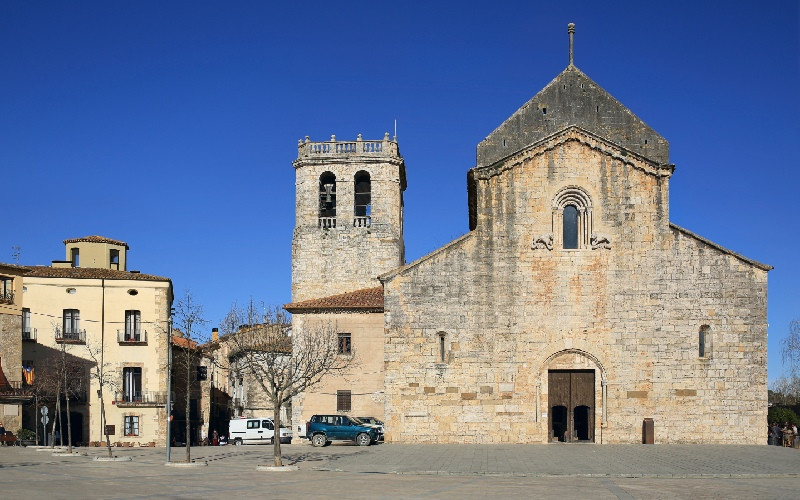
100 382 112 458
273 396 283 467
65 369 72 453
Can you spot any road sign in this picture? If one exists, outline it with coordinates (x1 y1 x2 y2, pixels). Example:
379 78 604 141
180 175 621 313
41 407 49 415
41 415 49 426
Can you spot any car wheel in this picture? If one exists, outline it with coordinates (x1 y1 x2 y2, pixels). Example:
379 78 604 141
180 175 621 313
233 438 242 446
311 434 326 447
356 433 371 446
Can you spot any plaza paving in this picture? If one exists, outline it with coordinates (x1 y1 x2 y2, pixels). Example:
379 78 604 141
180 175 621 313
0 442 798 498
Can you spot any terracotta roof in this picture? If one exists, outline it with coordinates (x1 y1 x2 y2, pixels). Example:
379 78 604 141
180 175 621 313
63 235 129 249
284 286 384 313
172 334 198 349
24 266 170 282
0 263 30 273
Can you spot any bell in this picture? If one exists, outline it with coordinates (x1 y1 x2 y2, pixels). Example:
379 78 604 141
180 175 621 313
323 184 334 204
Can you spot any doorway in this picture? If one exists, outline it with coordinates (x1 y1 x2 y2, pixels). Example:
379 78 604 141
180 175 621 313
548 370 594 442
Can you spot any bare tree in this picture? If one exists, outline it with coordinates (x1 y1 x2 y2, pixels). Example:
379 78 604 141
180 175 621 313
221 300 354 467
170 290 208 463
85 341 119 458
782 320 800 378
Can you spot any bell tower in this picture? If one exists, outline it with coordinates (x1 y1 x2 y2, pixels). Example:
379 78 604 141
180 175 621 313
291 133 406 302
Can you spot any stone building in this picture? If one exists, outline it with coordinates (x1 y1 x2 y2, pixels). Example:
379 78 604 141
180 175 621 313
0 263 32 433
289 26 770 444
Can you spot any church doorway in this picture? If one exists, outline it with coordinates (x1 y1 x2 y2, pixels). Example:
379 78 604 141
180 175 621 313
548 370 594 442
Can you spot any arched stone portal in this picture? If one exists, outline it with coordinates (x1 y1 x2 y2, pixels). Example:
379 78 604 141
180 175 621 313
538 348 607 444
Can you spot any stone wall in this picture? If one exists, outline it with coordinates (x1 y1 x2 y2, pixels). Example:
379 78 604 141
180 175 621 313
382 130 768 444
291 137 405 302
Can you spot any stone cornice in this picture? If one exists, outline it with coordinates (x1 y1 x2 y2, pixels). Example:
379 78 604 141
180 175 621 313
472 125 675 182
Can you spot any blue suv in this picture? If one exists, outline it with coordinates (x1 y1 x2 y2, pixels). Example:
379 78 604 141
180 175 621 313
306 415 381 447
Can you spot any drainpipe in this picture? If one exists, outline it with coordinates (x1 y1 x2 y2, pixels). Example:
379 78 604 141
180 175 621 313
100 278 105 440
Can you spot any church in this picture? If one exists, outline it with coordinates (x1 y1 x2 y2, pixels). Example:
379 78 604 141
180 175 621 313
286 25 770 444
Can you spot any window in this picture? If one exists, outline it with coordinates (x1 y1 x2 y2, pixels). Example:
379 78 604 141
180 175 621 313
336 390 351 412
562 205 579 249
247 420 260 429
0 276 13 303
63 309 80 337
70 247 79 267
354 170 371 227
699 325 711 358
438 332 447 363
122 367 142 402
124 416 139 436
110 249 120 270
552 187 593 249
262 420 274 430
125 310 141 341
22 308 31 340
338 333 352 355
319 172 337 228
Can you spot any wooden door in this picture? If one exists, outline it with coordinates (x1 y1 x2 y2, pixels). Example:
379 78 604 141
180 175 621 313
548 370 594 442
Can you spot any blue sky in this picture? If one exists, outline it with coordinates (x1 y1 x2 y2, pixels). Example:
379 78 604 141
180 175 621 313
2 1 798 384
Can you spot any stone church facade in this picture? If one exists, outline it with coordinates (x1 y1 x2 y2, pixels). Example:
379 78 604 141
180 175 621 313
289 28 770 444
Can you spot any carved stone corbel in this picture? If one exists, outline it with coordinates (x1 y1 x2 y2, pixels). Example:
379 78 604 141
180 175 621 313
532 233 554 251
590 233 611 250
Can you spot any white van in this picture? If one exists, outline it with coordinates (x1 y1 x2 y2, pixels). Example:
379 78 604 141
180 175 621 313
229 417 292 445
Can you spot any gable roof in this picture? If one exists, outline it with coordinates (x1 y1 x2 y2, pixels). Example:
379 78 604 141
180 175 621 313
23 266 169 282
477 65 669 169
669 223 772 271
284 286 384 313
63 235 129 249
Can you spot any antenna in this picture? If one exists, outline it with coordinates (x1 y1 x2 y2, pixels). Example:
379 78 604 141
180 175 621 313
568 23 575 67
394 119 397 141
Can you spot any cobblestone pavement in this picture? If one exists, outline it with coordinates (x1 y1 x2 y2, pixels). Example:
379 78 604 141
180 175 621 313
0 443 798 499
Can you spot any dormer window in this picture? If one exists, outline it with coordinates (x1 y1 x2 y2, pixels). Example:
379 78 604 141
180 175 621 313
70 247 80 267
319 172 337 228
110 249 120 270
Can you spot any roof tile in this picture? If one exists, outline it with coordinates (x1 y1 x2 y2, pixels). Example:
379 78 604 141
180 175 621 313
284 286 383 312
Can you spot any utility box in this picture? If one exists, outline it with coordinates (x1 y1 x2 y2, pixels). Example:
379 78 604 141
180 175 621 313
105 425 115 436
642 418 654 444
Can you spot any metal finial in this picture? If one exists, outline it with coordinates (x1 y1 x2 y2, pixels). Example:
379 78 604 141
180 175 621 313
568 23 575 66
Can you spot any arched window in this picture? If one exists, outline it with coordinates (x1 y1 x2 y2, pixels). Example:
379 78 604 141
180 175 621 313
437 332 447 363
354 171 371 227
319 172 336 228
699 325 711 358
552 187 592 249
563 205 579 249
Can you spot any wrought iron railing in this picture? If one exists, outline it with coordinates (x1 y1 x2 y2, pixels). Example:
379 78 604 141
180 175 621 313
55 328 86 343
114 391 168 405
117 329 147 343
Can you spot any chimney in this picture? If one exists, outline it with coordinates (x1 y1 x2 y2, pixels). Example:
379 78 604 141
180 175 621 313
212 328 219 342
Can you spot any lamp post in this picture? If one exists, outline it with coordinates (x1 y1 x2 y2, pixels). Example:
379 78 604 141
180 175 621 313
165 311 173 463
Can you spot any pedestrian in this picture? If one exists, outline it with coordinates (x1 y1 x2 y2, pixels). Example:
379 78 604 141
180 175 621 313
212 429 219 446
0 422 5 446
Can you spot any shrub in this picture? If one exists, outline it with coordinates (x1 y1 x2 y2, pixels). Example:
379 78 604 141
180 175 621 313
16 428 35 440
768 406 799 426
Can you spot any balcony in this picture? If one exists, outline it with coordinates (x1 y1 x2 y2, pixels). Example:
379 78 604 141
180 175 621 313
55 328 86 344
114 391 167 407
22 327 37 342
0 291 13 305
117 329 147 344
0 380 33 404
354 216 371 228
318 216 336 229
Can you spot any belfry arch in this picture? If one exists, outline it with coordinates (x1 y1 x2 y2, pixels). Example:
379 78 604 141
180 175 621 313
535 348 608 444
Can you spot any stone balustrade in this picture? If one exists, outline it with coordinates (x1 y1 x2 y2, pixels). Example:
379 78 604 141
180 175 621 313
297 133 400 159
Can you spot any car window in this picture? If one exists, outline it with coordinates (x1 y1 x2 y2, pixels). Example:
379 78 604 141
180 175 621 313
263 420 274 430
350 417 364 425
247 420 260 429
